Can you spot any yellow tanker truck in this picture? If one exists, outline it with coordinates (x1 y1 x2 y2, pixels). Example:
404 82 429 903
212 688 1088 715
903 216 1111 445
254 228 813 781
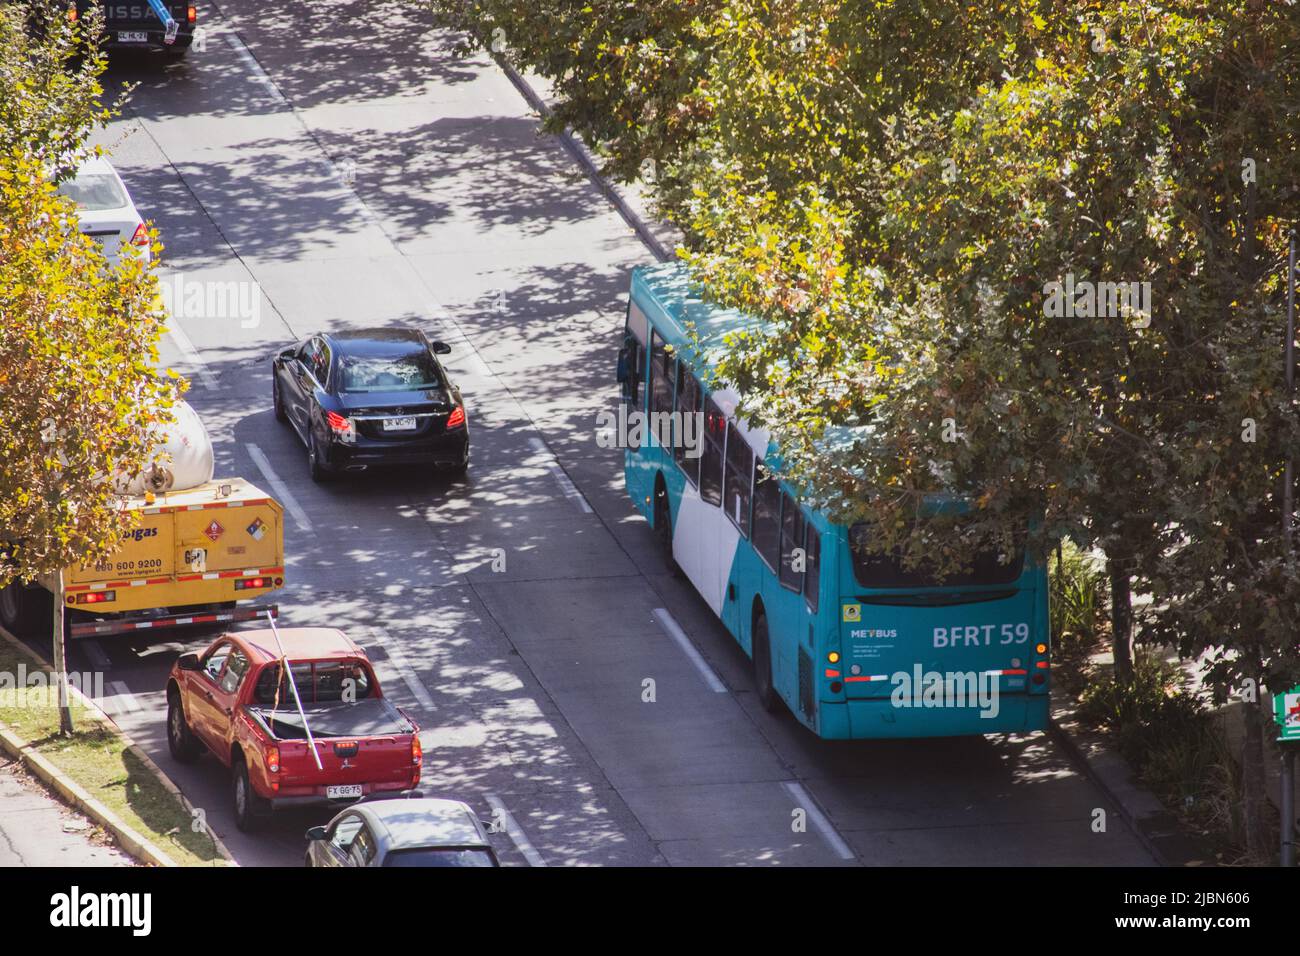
0 404 284 639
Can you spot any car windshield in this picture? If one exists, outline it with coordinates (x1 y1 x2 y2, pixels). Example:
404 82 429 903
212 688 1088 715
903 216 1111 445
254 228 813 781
338 350 441 392
58 173 128 212
382 848 496 867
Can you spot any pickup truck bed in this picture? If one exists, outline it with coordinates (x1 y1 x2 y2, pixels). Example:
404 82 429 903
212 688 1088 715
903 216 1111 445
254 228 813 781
248 699 415 740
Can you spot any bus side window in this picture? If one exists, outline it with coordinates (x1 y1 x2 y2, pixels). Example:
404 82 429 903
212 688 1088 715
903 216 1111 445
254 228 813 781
674 365 702 486
803 526 820 612
699 396 725 506
649 330 675 447
724 422 753 537
752 463 781 570
780 493 806 591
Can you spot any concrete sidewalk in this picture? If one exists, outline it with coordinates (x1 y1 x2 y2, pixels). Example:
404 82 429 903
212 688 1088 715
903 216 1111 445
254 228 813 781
0 756 133 867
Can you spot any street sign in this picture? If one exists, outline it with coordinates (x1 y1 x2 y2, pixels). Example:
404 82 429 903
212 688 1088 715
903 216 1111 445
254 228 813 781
1274 688 1300 741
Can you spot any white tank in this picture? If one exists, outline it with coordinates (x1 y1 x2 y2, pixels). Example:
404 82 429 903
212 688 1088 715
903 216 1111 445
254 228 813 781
116 401 214 496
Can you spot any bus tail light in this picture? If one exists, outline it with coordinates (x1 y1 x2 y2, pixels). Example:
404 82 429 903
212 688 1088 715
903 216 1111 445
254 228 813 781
187 5 196 21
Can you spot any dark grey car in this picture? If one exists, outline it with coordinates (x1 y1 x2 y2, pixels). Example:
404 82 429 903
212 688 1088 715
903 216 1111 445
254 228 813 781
305 797 499 868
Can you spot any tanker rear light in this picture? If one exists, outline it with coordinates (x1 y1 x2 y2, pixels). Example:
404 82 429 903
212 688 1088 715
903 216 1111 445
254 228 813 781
234 577 266 591
75 591 116 605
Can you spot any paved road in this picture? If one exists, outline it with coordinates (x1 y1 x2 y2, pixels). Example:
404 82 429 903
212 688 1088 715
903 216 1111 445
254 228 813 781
35 0 1154 866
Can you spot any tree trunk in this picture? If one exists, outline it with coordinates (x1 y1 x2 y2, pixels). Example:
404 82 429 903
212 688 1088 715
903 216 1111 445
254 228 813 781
1241 695 1268 860
1107 557 1134 683
51 570 72 735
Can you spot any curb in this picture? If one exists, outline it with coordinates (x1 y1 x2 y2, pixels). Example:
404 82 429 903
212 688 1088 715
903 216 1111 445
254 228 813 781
0 624 237 867
0 722 176 867
1049 701 1214 867
496 57 675 264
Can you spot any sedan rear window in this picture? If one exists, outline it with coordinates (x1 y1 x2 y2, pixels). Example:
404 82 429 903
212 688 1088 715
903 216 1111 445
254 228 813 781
338 350 442 392
58 173 128 212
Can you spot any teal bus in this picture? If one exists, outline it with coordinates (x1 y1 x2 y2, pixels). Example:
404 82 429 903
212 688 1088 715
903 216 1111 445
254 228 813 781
617 263 1050 739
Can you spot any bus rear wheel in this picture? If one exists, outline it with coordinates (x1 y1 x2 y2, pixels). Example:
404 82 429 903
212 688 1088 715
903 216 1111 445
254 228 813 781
752 613 781 713
653 481 678 574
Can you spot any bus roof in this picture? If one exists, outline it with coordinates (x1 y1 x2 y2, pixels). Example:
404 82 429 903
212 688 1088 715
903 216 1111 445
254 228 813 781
630 263 764 384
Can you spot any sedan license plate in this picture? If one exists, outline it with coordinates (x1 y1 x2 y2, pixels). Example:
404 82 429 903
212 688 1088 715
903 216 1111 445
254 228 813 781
382 417 417 432
326 784 363 800
118 31 148 42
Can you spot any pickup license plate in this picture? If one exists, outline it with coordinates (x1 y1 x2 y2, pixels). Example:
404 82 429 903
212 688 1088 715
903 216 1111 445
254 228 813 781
326 784 363 800
382 417 417 432
118 31 148 42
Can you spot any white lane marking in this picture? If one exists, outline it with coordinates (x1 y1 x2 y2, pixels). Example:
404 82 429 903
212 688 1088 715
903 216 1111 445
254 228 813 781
367 627 437 712
486 794 546 867
226 34 289 106
82 640 111 671
651 608 727 694
782 781 856 861
527 438 593 513
165 320 218 389
245 443 313 533
104 680 144 716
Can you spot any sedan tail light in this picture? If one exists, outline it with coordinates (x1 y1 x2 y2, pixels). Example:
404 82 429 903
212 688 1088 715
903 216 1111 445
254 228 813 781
187 5 196 22
326 411 356 443
130 222 149 246
446 406 465 429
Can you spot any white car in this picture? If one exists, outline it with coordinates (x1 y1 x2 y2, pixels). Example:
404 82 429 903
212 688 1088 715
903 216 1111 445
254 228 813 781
57 156 151 267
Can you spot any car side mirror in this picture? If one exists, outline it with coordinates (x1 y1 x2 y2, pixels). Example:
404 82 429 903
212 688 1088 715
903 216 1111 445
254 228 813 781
278 347 295 360
177 653 201 671
431 341 452 355
305 826 328 842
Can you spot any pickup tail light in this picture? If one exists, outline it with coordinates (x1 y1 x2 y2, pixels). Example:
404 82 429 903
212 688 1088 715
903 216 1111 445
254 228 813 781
411 735 422 766
446 405 465 429
267 746 280 774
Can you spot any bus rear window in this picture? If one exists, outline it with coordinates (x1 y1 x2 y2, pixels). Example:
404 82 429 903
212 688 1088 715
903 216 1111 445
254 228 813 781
849 524 1024 589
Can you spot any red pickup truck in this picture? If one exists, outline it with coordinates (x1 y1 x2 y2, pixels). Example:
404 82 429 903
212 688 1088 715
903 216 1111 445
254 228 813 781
166 627 422 832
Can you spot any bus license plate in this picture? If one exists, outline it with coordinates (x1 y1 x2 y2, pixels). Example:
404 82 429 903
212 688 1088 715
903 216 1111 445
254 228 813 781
382 417 417 431
118 31 148 42
326 785 363 799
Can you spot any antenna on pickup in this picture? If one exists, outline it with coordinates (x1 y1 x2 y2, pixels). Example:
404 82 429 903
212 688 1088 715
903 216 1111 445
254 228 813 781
265 610 323 771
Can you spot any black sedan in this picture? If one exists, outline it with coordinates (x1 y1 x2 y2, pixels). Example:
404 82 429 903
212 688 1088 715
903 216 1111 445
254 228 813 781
272 328 469 481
